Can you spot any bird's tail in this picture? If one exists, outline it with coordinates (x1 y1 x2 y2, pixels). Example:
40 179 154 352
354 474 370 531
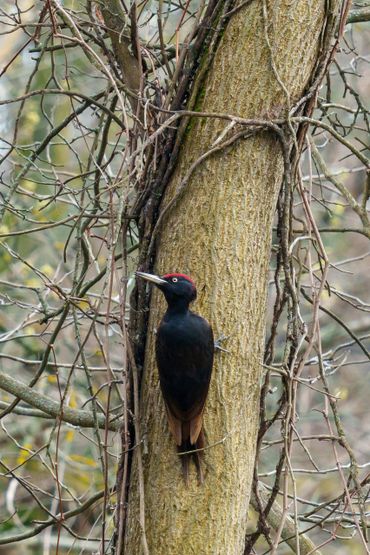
178 426 205 485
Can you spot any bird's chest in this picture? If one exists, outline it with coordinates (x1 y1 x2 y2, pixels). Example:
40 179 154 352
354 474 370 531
157 316 197 352
156 314 202 373
155 312 212 409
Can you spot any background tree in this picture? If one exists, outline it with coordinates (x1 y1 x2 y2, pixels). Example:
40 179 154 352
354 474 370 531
0 1 369 554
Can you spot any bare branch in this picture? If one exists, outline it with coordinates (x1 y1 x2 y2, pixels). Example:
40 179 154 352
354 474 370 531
0 371 121 431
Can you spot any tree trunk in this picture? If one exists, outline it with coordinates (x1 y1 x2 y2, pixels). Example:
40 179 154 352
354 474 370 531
125 1 339 553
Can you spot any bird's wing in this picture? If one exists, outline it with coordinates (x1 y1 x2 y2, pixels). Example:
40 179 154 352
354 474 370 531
156 320 214 446
163 403 182 446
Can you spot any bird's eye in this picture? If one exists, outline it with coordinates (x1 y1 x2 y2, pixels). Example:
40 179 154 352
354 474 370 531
172 277 178 283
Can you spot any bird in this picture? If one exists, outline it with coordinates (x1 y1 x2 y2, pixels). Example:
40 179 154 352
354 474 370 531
135 271 214 483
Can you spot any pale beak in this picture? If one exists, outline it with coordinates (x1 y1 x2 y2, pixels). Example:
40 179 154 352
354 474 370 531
135 271 167 286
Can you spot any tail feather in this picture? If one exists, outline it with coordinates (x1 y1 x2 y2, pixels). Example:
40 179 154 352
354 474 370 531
178 427 205 485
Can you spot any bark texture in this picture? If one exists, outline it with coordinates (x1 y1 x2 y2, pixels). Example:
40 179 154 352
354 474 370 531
125 1 339 553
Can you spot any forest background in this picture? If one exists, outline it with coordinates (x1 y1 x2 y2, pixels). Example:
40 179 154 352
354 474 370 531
0 1 369 554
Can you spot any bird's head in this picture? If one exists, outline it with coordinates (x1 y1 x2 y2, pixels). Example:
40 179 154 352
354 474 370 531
135 271 197 307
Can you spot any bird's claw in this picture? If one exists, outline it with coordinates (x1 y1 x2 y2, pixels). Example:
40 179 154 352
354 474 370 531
214 334 229 353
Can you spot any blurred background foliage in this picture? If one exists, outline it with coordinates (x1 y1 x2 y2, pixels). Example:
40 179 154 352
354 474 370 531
0 0 369 553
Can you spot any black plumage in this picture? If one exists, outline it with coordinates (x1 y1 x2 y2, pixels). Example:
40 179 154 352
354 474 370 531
136 271 214 482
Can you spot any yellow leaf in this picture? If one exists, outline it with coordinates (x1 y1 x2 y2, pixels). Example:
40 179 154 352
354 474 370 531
26 278 40 288
68 390 77 409
25 111 40 126
22 180 36 192
335 387 348 400
17 442 33 466
334 203 345 215
31 199 49 216
41 264 54 277
76 299 90 310
65 429 75 443
69 454 98 468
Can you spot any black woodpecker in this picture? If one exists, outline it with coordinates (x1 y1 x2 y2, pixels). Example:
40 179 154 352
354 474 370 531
136 271 214 483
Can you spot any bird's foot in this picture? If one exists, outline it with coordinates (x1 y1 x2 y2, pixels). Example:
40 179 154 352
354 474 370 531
214 334 229 353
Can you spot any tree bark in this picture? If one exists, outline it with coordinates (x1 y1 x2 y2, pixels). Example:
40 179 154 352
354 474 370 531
125 1 340 553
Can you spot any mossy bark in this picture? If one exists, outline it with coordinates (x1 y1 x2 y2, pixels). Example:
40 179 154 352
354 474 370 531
125 1 339 553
